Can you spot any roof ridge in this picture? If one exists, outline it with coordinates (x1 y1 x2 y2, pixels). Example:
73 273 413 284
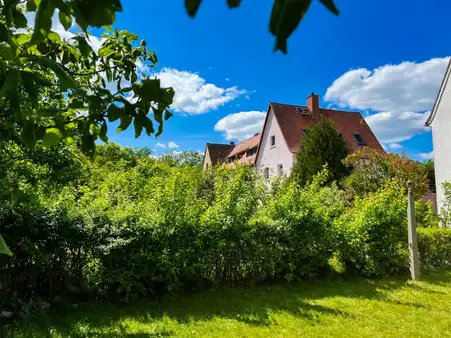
235 133 260 144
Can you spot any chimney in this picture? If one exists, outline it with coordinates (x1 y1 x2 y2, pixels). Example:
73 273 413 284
230 141 235 146
307 92 320 118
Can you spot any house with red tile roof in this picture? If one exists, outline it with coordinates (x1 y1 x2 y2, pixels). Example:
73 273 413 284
202 133 261 170
255 93 384 177
203 93 383 175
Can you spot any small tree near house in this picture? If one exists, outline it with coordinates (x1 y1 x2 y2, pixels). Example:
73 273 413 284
292 117 348 186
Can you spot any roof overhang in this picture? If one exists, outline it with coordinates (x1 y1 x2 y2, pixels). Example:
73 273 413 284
426 58 451 127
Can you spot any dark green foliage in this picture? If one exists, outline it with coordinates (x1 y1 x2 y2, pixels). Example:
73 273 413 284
418 228 451 268
422 160 436 192
292 117 349 186
333 183 409 277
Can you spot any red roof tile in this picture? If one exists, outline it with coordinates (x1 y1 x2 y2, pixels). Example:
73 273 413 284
205 143 234 163
269 102 384 153
227 134 261 158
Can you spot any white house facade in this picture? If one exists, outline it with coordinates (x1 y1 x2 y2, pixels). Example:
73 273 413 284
255 93 384 178
426 59 451 216
255 106 295 178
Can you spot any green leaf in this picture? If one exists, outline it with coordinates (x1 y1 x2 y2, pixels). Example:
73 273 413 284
21 119 36 148
99 120 108 142
59 10 73 30
74 36 92 58
48 32 62 44
319 0 339 15
164 110 173 121
68 101 86 109
21 71 39 107
141 116 154 136
26 0 38 12
107 103 124 122
226 0 241 8
16 34 32 46
132 78 162 103
31 0 55 44
74 0 122 28
0 68 20 108
0 41 13 60
185 0 202 18
273 0 311 54
117 114 132 132
42 128 63 148
80 132 95 158
0 235 12 256
269 0 285 36
25 56 77 89
12 9 28 28
133 115 143 138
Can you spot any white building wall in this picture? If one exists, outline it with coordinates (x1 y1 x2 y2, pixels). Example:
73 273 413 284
202 148 212 171
432 79 451 215
256 107 295 177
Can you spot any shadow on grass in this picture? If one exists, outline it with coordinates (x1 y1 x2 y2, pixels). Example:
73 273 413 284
12 269 451 337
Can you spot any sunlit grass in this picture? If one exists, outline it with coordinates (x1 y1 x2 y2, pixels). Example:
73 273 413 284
11 269 451 337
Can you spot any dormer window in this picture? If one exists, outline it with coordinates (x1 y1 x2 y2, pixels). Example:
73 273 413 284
352 134 367 147
296 107 310 115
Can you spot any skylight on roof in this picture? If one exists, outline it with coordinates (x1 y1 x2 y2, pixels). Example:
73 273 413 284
296 107 310 115
352 134 367 146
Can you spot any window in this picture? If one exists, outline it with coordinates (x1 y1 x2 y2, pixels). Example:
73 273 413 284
301 129 308 137
278 164 284 175
270 135 276 147
296 107 310 114
264 167 269 178
246 148 256 157
352 134 367 146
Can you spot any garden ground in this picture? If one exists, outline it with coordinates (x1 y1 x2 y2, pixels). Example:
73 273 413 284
11 269 451 337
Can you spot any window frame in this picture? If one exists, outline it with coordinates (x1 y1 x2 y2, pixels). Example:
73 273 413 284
352 133 367 147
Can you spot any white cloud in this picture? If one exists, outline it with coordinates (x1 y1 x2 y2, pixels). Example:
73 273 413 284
365 111 430 143
214 111 265 141
418 151 434 160
325 57 450 143
387 142 402 149
156 143 166 148
168 141 179 149
154 68 246 114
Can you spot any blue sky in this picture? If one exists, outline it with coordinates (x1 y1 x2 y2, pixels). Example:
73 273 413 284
94 0 450 160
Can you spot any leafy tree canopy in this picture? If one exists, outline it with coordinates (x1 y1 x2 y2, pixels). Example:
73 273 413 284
0 0 174 159
292 117 348 186
342 147 429 196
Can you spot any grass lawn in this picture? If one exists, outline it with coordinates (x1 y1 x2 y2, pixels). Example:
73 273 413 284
10 269 451 337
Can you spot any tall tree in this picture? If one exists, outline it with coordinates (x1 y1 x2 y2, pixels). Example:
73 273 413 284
292 117 348 186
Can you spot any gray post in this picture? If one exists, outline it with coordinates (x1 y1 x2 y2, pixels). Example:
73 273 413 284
407 181 420 280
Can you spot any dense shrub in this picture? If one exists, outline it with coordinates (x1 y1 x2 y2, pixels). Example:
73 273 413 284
418 228 451 268
333 183 409 276
253 168 346 280
2 141 448 307
0 199 91 305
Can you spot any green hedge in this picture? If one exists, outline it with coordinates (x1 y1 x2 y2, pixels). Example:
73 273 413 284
418 228 451 268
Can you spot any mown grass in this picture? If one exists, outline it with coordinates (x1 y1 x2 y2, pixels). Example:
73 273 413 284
9 269 451 337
